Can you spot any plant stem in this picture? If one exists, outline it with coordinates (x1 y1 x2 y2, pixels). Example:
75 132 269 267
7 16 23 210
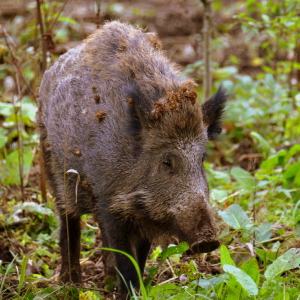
202 0 213 102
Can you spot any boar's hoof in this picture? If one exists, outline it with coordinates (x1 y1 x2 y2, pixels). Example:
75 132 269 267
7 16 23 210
60 267 82 285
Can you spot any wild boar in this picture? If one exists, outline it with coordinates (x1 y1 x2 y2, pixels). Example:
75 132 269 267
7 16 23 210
37 21 227 297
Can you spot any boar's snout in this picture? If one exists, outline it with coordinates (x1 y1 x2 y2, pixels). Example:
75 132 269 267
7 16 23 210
191 215 220 253
191 231 220 253
172 199 220 253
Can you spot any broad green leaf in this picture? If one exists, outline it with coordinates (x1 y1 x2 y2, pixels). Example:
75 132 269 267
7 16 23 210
213 66 238 80
224 264 258 296
145 242 189 290
0 136 8 148
264 248 300 280
218 204 251 229
0 148 34 185
148 283 180 297
0 102 14 116
0 127 8 135
58 16 78 25
20 101 38 123
284 162 300 186
260 150 286 171
160 242 189 261
254 223 272 243
274 291 290 300
193 273 230 289
260 279 284 299
286 144 300 161
21 202 54 217
220 245 235 267
211 189 229 201
256 248 277 264
250 131 273 156
261 14 270 22
210 169 231 185
148 246 162 262
240 257 260 285
226 278 243 300
230 167 255 189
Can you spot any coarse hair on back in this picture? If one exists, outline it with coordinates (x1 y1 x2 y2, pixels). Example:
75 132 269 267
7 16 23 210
81 21 183 101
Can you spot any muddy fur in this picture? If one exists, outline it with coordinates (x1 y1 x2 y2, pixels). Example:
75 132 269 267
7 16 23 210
38 21 228 298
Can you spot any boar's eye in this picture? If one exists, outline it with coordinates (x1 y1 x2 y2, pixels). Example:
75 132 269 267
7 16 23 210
163 158 172 168
162 154 173 169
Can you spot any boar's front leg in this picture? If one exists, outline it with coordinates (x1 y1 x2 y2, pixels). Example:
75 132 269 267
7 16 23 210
59 213 82 284
136 238 151 273
100 217 150 296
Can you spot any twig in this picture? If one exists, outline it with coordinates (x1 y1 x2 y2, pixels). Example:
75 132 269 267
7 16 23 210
95 0 102 28
49 0 69 32
275 142 300 151
13 67 25 201
1 26 36 98
201 0 213 102
255 235 294 246
36 0 48 203
36 0 47 74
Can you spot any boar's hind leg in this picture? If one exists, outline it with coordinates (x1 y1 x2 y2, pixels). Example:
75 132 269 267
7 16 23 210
59 214 82 284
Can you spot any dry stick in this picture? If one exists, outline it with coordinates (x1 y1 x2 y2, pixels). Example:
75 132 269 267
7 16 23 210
95 0 102 28
36 0 48 203
36 0 47 74
201 0 213 102
48 0 69 33
64 135 72 283
14 69 25 201
1 26 36 99
1 26 32 202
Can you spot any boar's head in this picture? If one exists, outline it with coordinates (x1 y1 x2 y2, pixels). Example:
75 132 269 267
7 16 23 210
111 82 228 254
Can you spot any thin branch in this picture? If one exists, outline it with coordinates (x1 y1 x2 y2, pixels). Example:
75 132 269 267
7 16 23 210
1 26 36 99
14 68 25 201
95 0 102 28
49 0 69 32
201 0 213 102
36 0 47 74
36 0 48 203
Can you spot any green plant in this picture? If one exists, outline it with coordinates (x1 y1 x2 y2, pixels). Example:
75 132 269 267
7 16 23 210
235 0 300 94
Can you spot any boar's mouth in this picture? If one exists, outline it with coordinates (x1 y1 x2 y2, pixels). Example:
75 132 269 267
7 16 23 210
190 229 220 253
191 239 220 253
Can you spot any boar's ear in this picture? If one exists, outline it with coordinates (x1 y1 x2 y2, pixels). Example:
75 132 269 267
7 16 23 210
201 86 228 140
125 83 155 138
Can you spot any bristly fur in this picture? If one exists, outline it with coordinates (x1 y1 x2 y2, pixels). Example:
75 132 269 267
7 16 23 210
37 20 225 297
201 86 229 140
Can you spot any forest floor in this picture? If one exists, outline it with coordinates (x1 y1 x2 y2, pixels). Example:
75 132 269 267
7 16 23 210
1 0 300 299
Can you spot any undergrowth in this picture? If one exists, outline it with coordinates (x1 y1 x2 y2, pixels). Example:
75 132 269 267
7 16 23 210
0 0 300 299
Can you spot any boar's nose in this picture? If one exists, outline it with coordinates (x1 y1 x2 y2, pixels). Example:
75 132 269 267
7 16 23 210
191 230 220 253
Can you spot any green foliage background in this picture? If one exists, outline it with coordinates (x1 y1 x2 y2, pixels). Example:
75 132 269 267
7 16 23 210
0 0 300 299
